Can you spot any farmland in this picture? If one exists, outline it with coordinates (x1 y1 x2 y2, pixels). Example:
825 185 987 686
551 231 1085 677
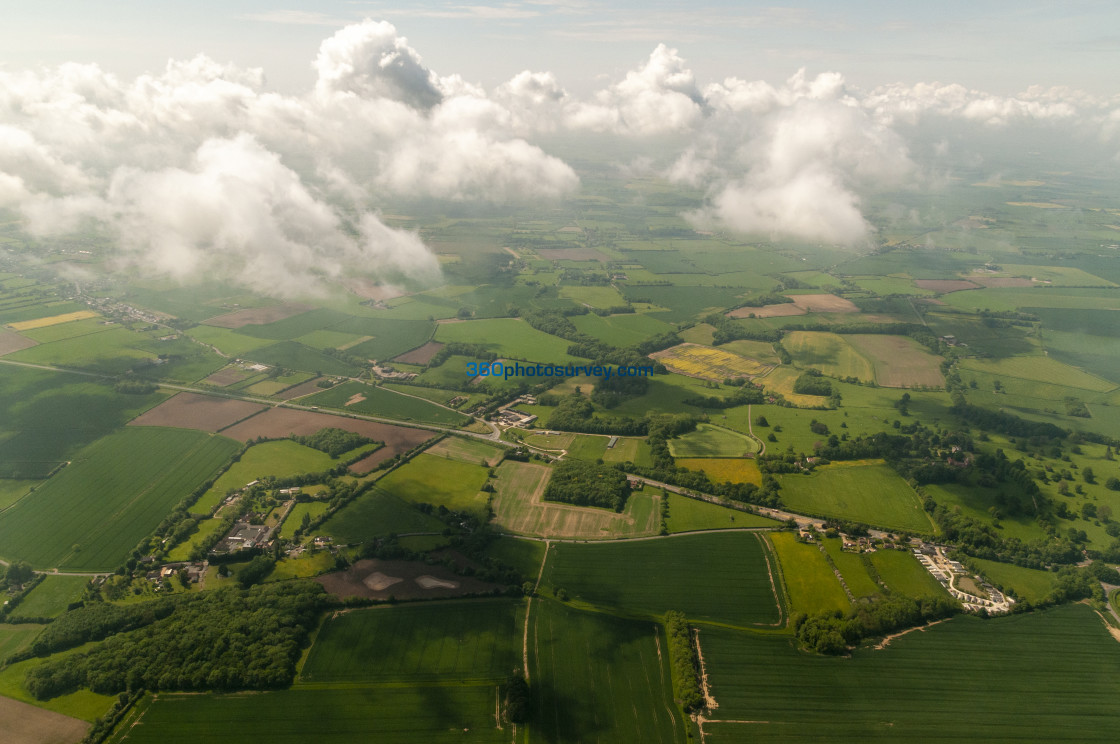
776 462 934 533
663 494 779 532
783 331 875 382
433 318 579 362
528 599 681 744
126 392 265 433
868 549 950 600
673 457 762 485
320 489 446 543
543 532 781 626
0 428 238 570
8 575 90 620
301 600 522 684
844 335 944 388
699 605 1120 742
217 407 434 453
191 440 338 514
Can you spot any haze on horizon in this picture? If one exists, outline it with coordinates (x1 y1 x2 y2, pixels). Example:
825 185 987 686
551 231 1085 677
1 1 1117 296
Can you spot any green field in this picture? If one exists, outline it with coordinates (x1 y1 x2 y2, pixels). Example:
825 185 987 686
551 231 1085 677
300 382 470 426
667 424 758 458
543 532 781 626
0 366 169 479
0 428 238 570
968 556 1057 603
8 575 90 620
783 331 874 382
279 501 330 539
191 440 339 515
320 488 446 544
528 599 682 743
664 494 779 532
107 686 516 744
777 463 934 533
0 623 45 661
820 538 882 600
377 454 491 516
434 318 579 363
768 532 850 615
0 478 38 509
960 355 1116 393
247 341 362 376
868 549 950 600
699 604 1120 742
302 600 522 684
570 311 674 346
167 517 227 560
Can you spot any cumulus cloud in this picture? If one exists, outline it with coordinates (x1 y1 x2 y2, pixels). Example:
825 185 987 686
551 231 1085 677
0 20 579 297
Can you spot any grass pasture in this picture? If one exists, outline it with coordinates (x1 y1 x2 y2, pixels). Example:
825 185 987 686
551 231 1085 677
278 502 330 539
777 462 933 533
783 331 874 382
758 366 830 408
490 460 661 539
543 531 781 626
959 355 1116 393
301 600 522 684
377 454 491 516
0 428 238 570
569 311 674 346
820 538 882 600
423 436 505 466
434 318 579 363
9 575 90 620
664 494 779 532
868 549 950 600
0 623 44 662
968 557 1057 603
668 424 758 458
191 440 338 514
650 342 773 381
529 600 681 744
699 604 1120 743
320 488 446 544
768 532 850 615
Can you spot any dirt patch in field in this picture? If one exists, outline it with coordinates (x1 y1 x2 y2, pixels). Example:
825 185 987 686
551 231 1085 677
201 366 250 387
0 694 89 744
202 303 312 328
316 558 498 600
128 392 266 432
0 328 37 356
276 379 325 400
219 406 432 456
726 303 805 319
914 279 980 293
393 340 444 365
789 294 860 313
344 393 366 407
535 247 612 262
971 276 1035 288
348 448 395 474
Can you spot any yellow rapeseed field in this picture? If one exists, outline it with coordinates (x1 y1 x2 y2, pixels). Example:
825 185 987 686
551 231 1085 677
651 343 772 381
7 310 98 331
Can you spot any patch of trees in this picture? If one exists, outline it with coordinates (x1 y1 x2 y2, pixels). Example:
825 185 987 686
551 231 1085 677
25 582 325 700
236 555 276 587
681 383 765 409
545 395 647 436
952 401 1067 441
544 459 631 511
793 369 833 396
591 373 650 408
292 427 375 458
634 331 683 356
702 313 782 346
113 379 159 394
665 611 703 711
503 672 531 723
793 595 959 655
927 501 1082 567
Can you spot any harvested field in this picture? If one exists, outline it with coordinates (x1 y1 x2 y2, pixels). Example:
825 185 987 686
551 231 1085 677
200 366 249 386
315 558 498 600
275 379 324 400
392 340 444 365
219 407 433 451
650 342 773 381
0 695 89 744
0 328 37 356
202 303 311 328
727 302 805 319
789 294 860 313
127 392 265 432
347 448 395 473
6 310 98 331
846 334 944 388
424 436 505 466
913 279 980 293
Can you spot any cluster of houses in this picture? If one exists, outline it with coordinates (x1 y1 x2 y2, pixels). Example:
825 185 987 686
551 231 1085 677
913 544 1013 613
797 525 875 553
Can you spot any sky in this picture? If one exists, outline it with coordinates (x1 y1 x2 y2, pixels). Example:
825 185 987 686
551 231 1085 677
2 1 1118 95
0 2 1117 295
